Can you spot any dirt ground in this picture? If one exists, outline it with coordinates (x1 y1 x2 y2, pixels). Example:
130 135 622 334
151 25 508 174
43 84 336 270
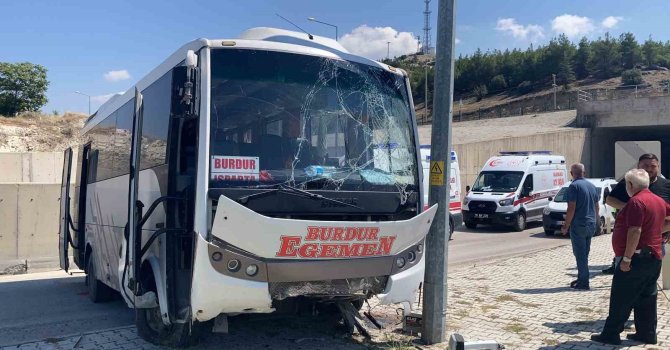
0 112 87 152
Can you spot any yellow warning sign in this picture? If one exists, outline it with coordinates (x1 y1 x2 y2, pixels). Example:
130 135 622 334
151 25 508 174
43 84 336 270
429 161 444 186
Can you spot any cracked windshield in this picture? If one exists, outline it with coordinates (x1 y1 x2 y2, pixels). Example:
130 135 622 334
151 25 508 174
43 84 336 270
209 49 418 200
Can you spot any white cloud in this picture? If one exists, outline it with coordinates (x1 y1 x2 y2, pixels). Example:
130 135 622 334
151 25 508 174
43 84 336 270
602 16 623 29
455 38 461 44
495 18 544 41
339 25 419 60
551 14 595 38
91 92 124 104
103 69 131 82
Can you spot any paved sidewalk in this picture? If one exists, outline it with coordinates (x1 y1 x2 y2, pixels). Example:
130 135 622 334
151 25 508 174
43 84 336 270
2 235 668 349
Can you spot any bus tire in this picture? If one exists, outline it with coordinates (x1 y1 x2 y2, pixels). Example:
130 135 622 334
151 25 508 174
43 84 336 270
135 272 198 347
86 253 115 303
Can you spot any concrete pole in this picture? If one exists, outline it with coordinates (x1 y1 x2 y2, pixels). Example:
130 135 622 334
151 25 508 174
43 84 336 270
422 0 456 344
425 64 429 123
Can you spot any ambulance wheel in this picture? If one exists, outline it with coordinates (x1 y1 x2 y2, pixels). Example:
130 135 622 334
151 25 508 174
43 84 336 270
136 271 199 347
513 212 526 232
597 217 606 236
86 252 115 303
464 220 477 229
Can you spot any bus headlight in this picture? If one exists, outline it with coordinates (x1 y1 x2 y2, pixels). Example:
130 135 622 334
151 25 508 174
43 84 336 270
395 257 407 269
245 264 259 277
227 259 240 272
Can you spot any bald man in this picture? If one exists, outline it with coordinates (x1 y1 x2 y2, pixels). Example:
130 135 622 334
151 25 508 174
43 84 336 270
561 163 600 290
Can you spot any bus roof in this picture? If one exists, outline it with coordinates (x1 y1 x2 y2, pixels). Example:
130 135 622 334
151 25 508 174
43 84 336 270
83 27 403 134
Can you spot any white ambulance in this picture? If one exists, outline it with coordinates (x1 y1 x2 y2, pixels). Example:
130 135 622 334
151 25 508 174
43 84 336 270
420 146 463 239
462 151 568 231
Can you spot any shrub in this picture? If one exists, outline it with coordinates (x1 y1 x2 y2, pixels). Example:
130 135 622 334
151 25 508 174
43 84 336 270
489 74 507 91
473 84 488 101
621 69 644 85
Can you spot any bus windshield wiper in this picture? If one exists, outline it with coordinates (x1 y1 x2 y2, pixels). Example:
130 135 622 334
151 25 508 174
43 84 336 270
236 184 362 209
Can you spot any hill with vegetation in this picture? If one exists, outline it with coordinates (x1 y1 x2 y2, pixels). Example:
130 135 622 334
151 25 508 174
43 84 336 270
0 112 86 152
383 32 670 120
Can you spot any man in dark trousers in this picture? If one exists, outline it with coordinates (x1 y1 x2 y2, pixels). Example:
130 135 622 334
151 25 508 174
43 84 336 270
603 153 670 274
561 163 600 290
591 169 670 345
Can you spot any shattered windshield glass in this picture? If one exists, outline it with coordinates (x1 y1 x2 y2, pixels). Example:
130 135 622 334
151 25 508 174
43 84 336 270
209 49 418 201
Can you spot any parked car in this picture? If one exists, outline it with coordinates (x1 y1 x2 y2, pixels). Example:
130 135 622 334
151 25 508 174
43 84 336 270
542 178 618 236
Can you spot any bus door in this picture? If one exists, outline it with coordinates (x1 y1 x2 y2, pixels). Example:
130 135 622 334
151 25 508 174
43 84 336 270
58 147 73 272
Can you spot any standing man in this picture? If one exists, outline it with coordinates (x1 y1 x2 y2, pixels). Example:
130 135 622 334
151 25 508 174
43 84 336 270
591 169 670 345
603 153 670 274
561 163 600 290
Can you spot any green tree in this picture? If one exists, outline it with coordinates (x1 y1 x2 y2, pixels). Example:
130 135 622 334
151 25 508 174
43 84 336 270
590 33 621 78
0 62 49 116
642 36 661 66
619 32 641 69
574 37 591 79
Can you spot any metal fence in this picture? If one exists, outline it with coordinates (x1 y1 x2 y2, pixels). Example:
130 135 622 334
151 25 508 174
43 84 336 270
577 83 670 102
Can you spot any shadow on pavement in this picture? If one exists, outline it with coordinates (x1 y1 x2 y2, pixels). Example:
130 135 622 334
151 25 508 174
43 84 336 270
537 339 626 349
507 287 573 294
542 319 605 335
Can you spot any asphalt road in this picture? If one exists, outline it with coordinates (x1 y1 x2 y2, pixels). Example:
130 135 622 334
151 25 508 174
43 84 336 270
0 223 573 347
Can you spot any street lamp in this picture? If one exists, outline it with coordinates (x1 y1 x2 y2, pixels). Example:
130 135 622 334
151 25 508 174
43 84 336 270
307 17 338 41
74 91 91 115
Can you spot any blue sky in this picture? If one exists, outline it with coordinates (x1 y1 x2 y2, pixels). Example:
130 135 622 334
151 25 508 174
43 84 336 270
1 0 669 115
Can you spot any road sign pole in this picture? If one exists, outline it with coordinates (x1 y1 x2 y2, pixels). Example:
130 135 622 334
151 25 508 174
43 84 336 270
422 0 456 344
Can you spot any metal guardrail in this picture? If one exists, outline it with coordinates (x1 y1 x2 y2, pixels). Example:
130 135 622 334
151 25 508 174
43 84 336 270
577 83 670 103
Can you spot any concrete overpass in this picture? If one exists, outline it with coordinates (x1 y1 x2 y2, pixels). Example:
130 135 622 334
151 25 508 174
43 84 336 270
577 95 670 178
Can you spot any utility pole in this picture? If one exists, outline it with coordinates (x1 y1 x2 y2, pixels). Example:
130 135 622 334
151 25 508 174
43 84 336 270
74 91 91 115
552 74 557 110
387 41 391 60
422 0 456 344
425 64 429 123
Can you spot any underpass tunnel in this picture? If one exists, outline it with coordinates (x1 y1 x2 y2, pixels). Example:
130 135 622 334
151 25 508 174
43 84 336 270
588 126 670 179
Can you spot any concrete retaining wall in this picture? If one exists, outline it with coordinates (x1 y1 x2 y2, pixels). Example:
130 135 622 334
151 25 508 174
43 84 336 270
453 129 590 193
0 184 62 274
0 152 77 184
577 95 670 128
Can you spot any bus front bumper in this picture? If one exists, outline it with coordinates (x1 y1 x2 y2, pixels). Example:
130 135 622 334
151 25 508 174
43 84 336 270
190 196 437 322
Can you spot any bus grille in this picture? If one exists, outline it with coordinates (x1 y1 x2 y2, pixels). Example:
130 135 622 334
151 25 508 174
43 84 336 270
269 276 388 301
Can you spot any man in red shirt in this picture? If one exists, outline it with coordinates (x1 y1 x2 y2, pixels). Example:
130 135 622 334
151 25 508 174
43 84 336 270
591 169 670 345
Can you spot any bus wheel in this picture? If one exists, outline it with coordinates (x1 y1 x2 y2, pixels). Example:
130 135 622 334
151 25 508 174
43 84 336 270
86 253 115 303
135 275 198 347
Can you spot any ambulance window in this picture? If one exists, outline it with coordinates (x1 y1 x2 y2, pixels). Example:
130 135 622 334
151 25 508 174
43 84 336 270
522 175 533 192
